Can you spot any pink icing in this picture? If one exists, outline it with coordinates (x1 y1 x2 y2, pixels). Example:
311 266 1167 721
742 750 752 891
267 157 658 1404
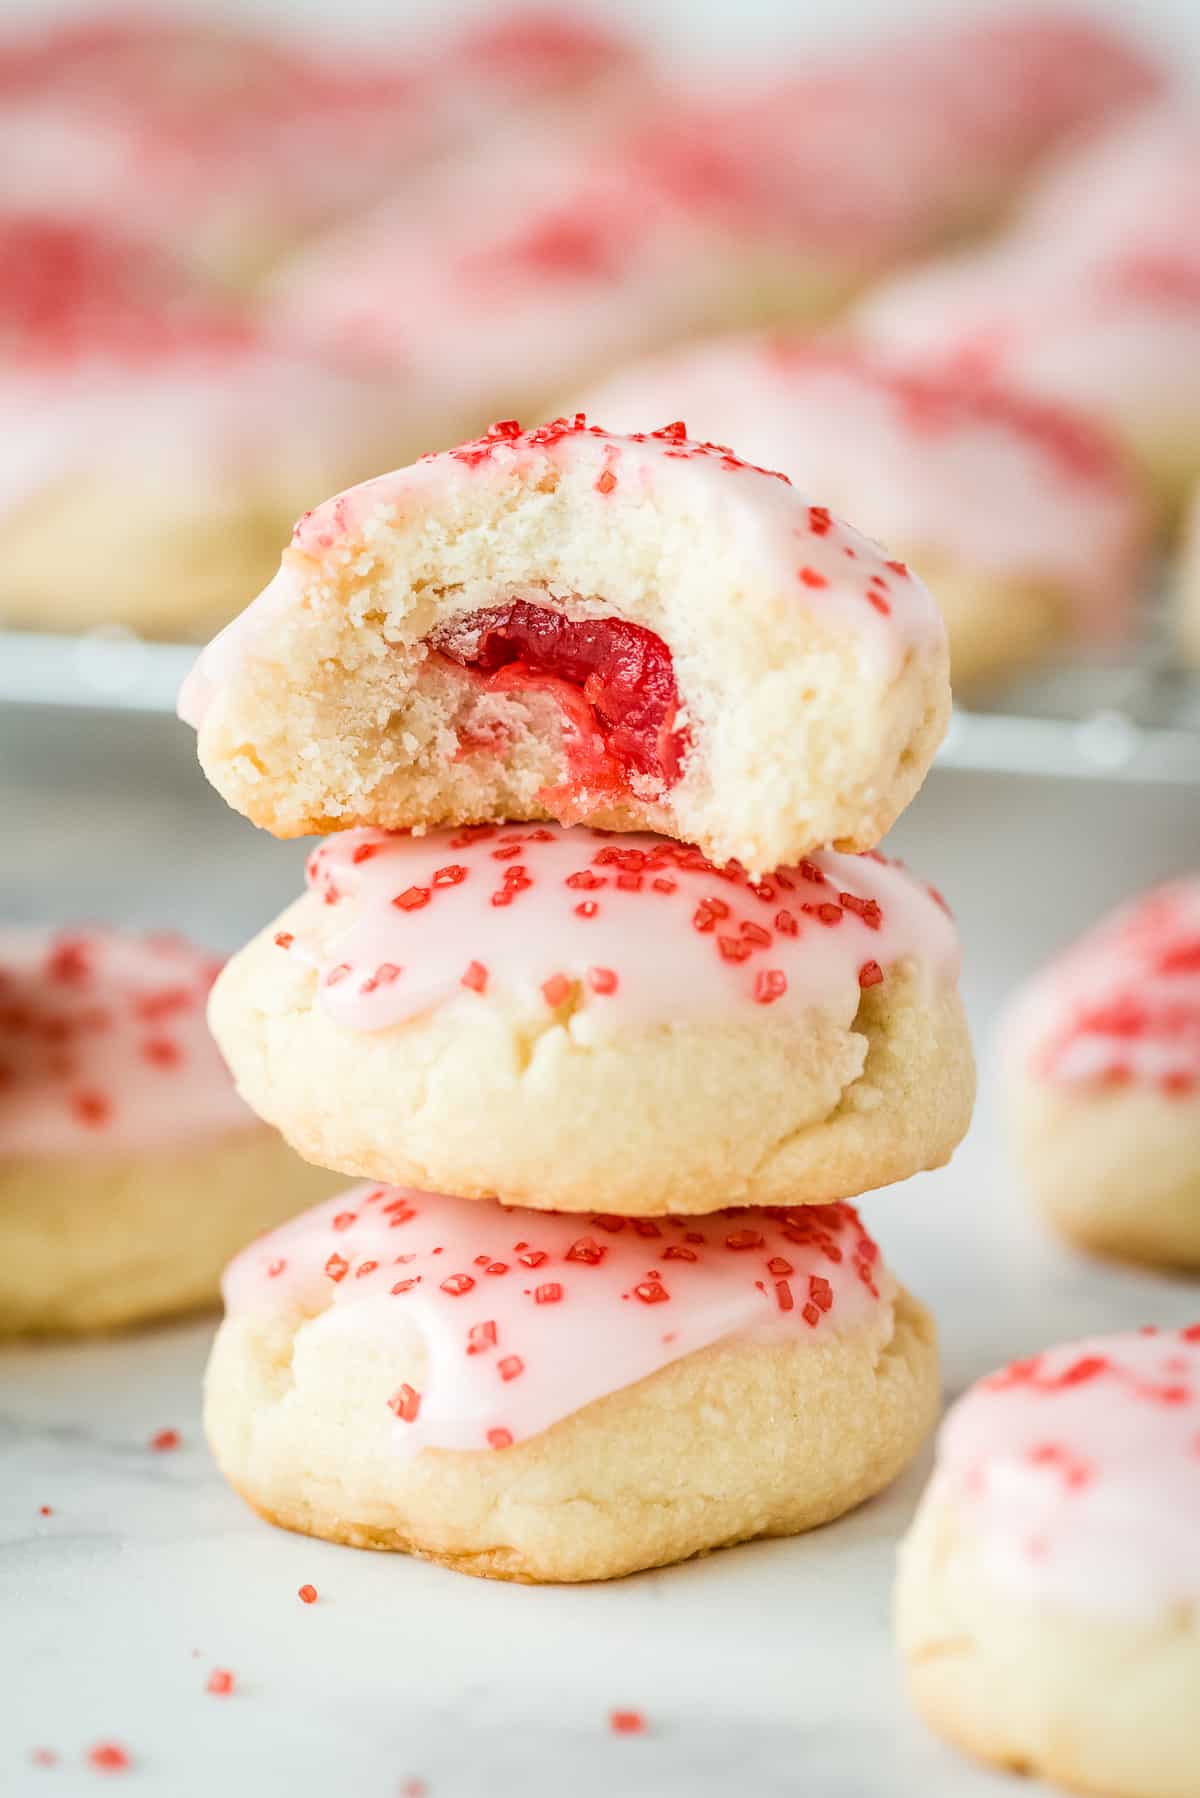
0 927 254 1156
1005 879 1200 1097
177 417 946 732
933 1327 1200 1612
222 1181 891 1454
283 825 959 1038
582 337 1147 641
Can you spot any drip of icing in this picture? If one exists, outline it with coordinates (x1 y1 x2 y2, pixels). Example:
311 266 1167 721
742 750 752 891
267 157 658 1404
933 1327 1200 1613
222 1182 891 1454
1006 879 1200 1097
177 417 946 731
0 927 254 1155
282 825 959 1041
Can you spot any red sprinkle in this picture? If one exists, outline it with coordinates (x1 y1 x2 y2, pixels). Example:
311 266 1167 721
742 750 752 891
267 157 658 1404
149 1428 180 1452
332 1212 357 1232
461 960 488 993
487 1429 513 1450
87 1743 131 1773
273 932 294 949
535 1282 563 1304
298 1584 318 1604
799 566 829 588
588 967 618 995
206 1669 235 1697
542 973 572 1007
610 1710 647 1736
324 1254 349 1283
858 960 884 989
392 887 432 912
433 864 467 886
633 1280 669 1304
498 1355 525 1382
775 1279 794 1312
566 1236 606 1265
467 1320 497 1354
753 969 787 1004
389 1384 421 1423
440 1273 476 1297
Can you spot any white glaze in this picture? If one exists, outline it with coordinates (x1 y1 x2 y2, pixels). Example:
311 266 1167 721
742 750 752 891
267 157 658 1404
933 1327 1200 1613
278 824 960 1043
223 1181 891 1454
1004 878 1200 1095
0 927 254 1157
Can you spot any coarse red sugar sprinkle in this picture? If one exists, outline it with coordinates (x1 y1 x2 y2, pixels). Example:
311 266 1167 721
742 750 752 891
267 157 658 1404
206 1669 235 1696
298 1583 318 1604
87 1741 131 1773
610 1710 647 1735
149 1428 180 1452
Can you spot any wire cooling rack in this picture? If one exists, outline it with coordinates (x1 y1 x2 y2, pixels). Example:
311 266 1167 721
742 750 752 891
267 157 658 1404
2 625 1198 784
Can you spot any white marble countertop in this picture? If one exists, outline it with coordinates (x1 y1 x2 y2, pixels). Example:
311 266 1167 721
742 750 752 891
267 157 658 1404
2 704 1198 1797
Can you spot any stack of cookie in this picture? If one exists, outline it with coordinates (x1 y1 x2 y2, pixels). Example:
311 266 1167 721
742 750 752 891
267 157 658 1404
183 417 974 1582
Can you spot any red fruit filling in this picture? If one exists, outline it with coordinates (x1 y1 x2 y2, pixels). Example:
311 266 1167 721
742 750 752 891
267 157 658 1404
432 600 690 810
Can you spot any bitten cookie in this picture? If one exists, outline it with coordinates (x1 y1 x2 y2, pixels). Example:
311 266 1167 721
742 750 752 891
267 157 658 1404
0 927 337 1333
1003 878 1200 1270
207 824 973 1215
179 417 950 872
578 337 1149 689
206 1182 940 1583
0 216 399 641
897 1327 1200 1798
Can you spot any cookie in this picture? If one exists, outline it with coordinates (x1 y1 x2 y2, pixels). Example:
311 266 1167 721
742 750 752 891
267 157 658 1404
897 1327 1200 1798
1174 480 1200 666
0 927 337 1333
856 108 1200 521
578 337 1149 689
1003 878 1200 1270
206 1181 940 1582
207 824 973 1215
179 418 950 873
0 216 402 641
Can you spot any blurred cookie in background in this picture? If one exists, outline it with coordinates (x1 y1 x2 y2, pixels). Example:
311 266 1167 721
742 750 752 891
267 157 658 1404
0 926 339 1335
0 215 403 640
1003 878 1200 1270
578 335 1150 691
1177 480 1200 666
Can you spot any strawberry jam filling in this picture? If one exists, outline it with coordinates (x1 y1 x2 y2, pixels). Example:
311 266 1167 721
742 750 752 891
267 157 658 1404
433 600 690 805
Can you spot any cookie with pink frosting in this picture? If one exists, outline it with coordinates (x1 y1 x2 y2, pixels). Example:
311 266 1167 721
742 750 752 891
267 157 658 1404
206 823 972 1216
0 926 337 1333
856 107 1200 520
179 417 950 873
1003 878 1200 1269
204 1179 939 1581
897 1326 1200 1798
0 215 402 640
577 336 1150 688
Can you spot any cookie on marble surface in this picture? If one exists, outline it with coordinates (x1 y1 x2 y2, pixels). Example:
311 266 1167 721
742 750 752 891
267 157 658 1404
206 1182 940 1582
208 825 973 1216
577 336 1149 690
0 927 338 1333
0 217 401 642
1003 878 1200 1270
897 1327 1200 1798
178 418 950 874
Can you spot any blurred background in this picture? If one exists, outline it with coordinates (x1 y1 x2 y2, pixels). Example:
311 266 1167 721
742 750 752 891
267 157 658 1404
1 0 1198 1222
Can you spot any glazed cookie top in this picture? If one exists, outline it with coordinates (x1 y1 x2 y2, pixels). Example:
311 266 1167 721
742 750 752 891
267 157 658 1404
1005 878 1200 1098
933 1327 1200 1612
0 927 254 1156
178 416 946 730
276 824 960 1039
223 1182 893 1453
581 337 1146 633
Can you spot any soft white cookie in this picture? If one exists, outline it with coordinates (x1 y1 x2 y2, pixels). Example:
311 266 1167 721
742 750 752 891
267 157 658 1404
0 217 400 641
207 825 973 1216
578 336 1149 689
206 1182 940 1583
897 1327 1200 1798
179 418 950 873
1004 878 1200 1269
0 927 337 1333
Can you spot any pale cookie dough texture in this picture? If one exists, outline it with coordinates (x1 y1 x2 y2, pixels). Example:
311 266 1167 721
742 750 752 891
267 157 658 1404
578 336 1149 690
178 417 950 874
897 1327 1200 1798
0 927 337 1334
208 825 974 1216
206 1183 941 1583
1004 877 1200 1270
0 217 402 642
